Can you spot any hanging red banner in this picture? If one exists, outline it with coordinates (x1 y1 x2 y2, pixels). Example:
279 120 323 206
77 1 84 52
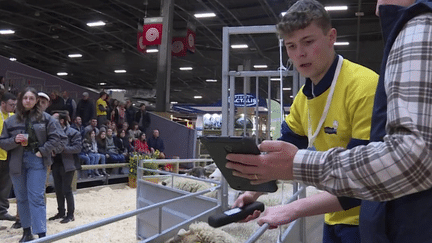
172 37 187 57
137 32 146 53
186 29 196 53
142 23 163 45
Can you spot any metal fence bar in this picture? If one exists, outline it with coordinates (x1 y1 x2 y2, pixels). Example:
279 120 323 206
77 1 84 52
143 158 213 164
139 167 221 185
243 184 307 243
30 184 220 243
279 219 301 242
140 206 220 243
245 223 270 243
81 163 129 170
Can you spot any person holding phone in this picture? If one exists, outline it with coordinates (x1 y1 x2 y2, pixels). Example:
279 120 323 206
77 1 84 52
0 87 62 241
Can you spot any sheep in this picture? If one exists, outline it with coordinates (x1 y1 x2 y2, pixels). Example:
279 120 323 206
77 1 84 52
209 168 222 181
160 177 218 198
164 184 324 243
204 163 217 175
185 167 207 178
184 163 217 178
166 222 237 243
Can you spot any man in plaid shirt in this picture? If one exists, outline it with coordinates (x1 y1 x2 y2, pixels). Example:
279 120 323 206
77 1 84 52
226 0 432 241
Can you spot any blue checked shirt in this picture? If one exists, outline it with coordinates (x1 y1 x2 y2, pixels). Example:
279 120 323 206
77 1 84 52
293 13 432 201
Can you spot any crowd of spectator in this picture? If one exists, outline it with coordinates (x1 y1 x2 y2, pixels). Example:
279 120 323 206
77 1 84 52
40 90 164 178
0 87 165 241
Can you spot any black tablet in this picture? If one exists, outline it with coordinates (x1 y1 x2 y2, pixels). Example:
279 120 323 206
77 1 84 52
200 136 278 192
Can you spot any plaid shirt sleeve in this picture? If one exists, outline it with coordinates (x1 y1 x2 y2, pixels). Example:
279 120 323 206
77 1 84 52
293 13 432 201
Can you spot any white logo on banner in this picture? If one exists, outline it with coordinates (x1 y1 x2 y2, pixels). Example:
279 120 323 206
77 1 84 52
138 36 145 50
172 40 184 53
188 33 194 48
145 27 159 42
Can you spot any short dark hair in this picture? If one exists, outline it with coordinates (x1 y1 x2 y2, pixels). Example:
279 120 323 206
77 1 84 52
58 112 70 124
276 0 331 37
99 91 107 98
1 92 16 102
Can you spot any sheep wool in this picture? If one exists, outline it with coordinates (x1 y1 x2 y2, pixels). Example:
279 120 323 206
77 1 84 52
166 222 237 243
161 177 218 198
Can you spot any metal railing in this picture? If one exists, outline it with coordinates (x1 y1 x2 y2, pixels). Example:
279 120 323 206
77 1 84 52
28 158 309 243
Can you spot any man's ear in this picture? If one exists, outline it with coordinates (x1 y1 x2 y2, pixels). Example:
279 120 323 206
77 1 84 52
328 28 337 45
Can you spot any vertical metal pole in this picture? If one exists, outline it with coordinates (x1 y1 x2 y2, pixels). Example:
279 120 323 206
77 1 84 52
267 77 271 140
229 76 235 136
221 27 229 136
156 0 174 112
279 39 285 128
243 75 247 136
255 76 259 144
299 184 307 243
158 207 163 233
356 0 362 62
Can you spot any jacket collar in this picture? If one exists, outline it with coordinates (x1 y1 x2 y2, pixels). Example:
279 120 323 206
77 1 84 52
303 54 339 99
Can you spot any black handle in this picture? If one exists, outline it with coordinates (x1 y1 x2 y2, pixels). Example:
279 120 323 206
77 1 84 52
208 201 265 228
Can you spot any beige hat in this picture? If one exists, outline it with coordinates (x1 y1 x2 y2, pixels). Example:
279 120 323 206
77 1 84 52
82 92 89 97
38 92 50 101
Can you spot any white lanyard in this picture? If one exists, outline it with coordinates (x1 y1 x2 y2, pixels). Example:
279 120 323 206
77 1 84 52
307 55 343 148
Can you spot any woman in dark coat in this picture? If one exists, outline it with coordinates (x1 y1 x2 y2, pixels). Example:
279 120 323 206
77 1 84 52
49 112 82 224
0 87 62 241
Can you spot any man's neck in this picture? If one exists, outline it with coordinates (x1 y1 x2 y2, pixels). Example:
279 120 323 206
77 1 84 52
310 52 337 85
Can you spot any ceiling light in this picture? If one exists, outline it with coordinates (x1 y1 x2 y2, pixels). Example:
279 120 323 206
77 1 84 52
290 95 294 98
86 21 106 27
194 96 202 99
98 83 107 86
180 67 193 71
231 44 248 49
114 70 127 73
171 101 178 104
68 54 82 58
206 79 217 82
194 12 216 18
254 65 268 69
325 6 348 11
0 29 15 35
283 87 292 91
334 42 349 46
270 78 281 81
146 49 159 53
9 57 16 61
281 5 347 16
57 72 68 76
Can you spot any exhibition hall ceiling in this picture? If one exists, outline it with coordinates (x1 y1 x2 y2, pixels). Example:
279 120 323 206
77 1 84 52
0 0 382 106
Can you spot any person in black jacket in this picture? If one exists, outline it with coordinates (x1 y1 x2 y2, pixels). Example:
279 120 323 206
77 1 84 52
134 104 151 134
49 112 82 224
125 99 135 127
46 90 66 115
147 129 165 159
76 92 95 126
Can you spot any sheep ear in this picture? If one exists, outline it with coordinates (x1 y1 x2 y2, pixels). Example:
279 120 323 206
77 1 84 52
178 228 187 236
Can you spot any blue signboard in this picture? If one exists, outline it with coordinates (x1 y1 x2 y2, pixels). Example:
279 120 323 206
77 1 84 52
232 94 257 107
